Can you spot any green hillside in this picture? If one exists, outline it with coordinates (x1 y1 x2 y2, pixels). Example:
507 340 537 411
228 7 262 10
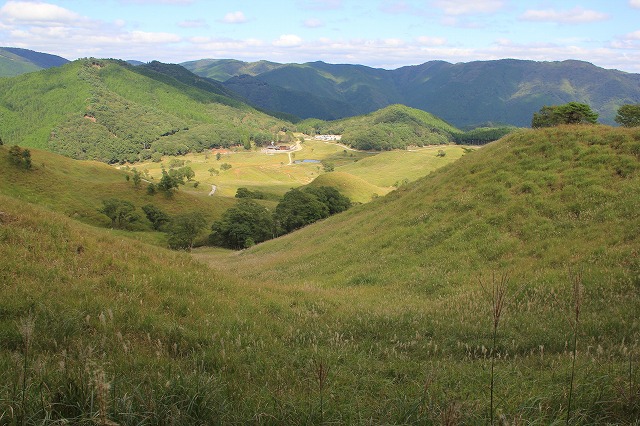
0 59 288 163
223 74 357 120
215 125 639 289
2 122 639 422
0 145 235 244
181 58 284 81
197 125 640 422
307 171 387 203
302 104 462 150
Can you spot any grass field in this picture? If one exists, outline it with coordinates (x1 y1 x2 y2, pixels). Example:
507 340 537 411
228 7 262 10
1 126 638 424
132 139 468 201
0 146 235 246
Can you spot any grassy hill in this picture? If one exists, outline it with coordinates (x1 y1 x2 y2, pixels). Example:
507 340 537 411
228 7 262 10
301 104 462 150
0 47 68 77
2 122 638 422
196 125 640 423
0 58 288 163
0 145 235 245
306 171 386 203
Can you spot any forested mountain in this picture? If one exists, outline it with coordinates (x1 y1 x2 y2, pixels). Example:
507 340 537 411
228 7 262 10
223 74 357 120
137 61 245 103
183 58 640 126
0 58 288 163
0 47 69 77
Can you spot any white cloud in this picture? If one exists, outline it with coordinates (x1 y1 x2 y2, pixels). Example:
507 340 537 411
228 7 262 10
273 34 304 47
431 0 505 16
630 0 640 8
520 7 609 24
304 18 324 28
222 11 247 24
129 31 181 44
0 1 87 26
610 30 640 50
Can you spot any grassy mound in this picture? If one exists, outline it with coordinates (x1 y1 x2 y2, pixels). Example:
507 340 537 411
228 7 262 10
307 171 387 203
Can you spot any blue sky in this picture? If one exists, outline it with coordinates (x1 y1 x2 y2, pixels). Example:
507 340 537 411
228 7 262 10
1 0 639 72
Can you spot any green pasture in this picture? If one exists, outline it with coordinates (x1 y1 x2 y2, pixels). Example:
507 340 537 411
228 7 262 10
133 139 468 201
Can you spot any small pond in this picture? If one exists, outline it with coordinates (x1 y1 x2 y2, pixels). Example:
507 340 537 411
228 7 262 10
293 159 321 164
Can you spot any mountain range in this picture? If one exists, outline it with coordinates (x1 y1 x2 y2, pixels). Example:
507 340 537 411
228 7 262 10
183 58 640 127
1 47 640 129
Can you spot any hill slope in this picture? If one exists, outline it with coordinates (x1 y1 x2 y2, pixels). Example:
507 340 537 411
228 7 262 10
223 74 357 120
0 47 69 77
1 126 639 423
213 125 639 288
0 145 235 242
0 59 288 163
184 58 640 126
302 104 461 150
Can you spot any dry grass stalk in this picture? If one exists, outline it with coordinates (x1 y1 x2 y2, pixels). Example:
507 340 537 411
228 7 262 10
18 314 35 426
480 272 510 426
566 268 583 425
314 358 330 424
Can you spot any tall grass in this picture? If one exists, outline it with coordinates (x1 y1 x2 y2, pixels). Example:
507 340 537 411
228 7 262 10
1 125 639 423
566 268 583 425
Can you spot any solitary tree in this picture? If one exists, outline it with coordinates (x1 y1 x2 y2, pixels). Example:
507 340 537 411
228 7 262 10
615 104 640 127
157 170 180 195
532 102 598 128
131 169 142 188
167 212 207 250
210 199 274 249
142 204 171 230
7 145 32 169
99 199 139 229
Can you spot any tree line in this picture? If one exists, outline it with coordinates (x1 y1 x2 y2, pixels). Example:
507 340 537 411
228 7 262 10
97 184 351 251
532 102 640 128
210 186 352 249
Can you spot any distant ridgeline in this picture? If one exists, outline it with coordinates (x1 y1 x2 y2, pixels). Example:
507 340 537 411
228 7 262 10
0 47 69 77
184 58 640 127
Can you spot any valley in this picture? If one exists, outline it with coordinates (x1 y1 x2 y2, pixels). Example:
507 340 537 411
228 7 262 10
130 138 467 203
0 51 639 425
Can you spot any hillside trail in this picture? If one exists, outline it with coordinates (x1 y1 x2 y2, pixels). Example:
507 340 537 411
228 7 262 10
287 141 302 165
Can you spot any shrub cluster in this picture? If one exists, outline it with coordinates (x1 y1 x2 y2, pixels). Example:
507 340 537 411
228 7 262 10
210 186 351 249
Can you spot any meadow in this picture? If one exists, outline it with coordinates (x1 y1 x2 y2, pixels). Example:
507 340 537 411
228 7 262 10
133 139 467 203
0 126 638 424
